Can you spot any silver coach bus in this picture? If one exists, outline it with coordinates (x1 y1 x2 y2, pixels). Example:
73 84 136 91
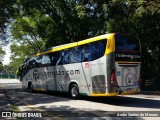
18 33 141 98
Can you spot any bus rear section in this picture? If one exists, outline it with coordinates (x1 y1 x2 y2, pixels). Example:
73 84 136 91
114 34 141 95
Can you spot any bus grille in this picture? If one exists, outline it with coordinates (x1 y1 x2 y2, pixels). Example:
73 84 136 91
92 75 106 94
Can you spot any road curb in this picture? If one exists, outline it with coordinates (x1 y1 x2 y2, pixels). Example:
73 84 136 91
139 91 160 95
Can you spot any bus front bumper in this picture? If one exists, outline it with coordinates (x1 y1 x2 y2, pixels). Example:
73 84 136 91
120 89 140 95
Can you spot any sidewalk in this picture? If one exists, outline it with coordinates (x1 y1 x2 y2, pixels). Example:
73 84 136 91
139 91 160 95
0 79 21 84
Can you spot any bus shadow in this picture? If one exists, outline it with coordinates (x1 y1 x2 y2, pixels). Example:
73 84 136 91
5 89 72 107
34 90 160 109
7 89 160 110
79 95 160 109
30 90 160 109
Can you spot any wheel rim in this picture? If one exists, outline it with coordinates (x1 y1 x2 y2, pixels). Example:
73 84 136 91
71 86 78 97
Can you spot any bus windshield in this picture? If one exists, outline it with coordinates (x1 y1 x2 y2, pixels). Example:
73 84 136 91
115 34 141 62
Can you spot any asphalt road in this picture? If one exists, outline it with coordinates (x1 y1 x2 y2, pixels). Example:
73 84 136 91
0 79 160 120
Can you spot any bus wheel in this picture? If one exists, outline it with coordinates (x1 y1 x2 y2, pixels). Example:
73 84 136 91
70 84 79 99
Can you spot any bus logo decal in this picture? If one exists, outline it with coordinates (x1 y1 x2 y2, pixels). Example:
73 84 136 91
117 71 121 76
33 69 39 80
85 63 89 68
33 69 80 79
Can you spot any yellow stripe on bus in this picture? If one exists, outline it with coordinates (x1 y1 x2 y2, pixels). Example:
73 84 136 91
33 33 116 56
105 33 115 55
91 93 118 96
121 90 140 95
34 42 77 56
115 61 141 64
77 34 109 46
33 88 46 91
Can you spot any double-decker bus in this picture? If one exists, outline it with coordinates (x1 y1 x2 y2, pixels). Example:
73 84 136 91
19 33 141 98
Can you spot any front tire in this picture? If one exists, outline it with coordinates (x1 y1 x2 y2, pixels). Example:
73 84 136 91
69 84 79 99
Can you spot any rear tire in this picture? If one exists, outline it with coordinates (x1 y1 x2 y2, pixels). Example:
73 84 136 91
69 84 79 99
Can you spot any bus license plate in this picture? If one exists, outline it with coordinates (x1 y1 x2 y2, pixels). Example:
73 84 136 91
127 88 132 91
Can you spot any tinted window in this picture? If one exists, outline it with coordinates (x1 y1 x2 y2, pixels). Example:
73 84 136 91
115 34 140 53
115 34 141 61
50 52 59 66
41 54 51 66
70 47 82 63
50 51 63 66
21 64 26 77
42 39 107 66
83 43 95 61
95 40 106 59
56 51 63 65
28 57 37 69
82 39 107 62
35 56 42 67
63 49 71 64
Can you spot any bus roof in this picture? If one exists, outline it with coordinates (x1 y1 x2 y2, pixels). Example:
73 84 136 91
32 33 115 57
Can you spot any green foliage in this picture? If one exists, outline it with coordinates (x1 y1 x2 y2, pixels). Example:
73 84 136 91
11 16 45 51
0 0 18 44
136 0 160 76
0 47 5 62
9 44 35 74
0 47 5 72
0 62 3 72
12 0 111 47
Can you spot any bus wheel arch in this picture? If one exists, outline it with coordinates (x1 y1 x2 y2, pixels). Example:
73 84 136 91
69 82 79 99
28 81 33 92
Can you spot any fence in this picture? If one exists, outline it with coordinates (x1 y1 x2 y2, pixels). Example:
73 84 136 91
0 74 17 79
141 77 160 91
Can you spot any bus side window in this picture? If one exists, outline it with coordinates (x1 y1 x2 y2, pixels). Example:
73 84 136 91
35 56 42 67
41 54 51 67
82 40 106 62
83 43 95 61
94 40 106 58
22 63 28 77
50 53 55 66
27 57 37 70
70 47 82 63
21 65 25 78
55 51 63 65
63 49 71 64
50 52 59 66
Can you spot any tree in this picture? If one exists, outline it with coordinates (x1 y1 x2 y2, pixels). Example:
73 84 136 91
0 0 17 73
11 16 45 51
0 47 5 62
11 0 111 48
134 0 160 77
0 47 5 72
9 43 35 70
0 0 18 45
